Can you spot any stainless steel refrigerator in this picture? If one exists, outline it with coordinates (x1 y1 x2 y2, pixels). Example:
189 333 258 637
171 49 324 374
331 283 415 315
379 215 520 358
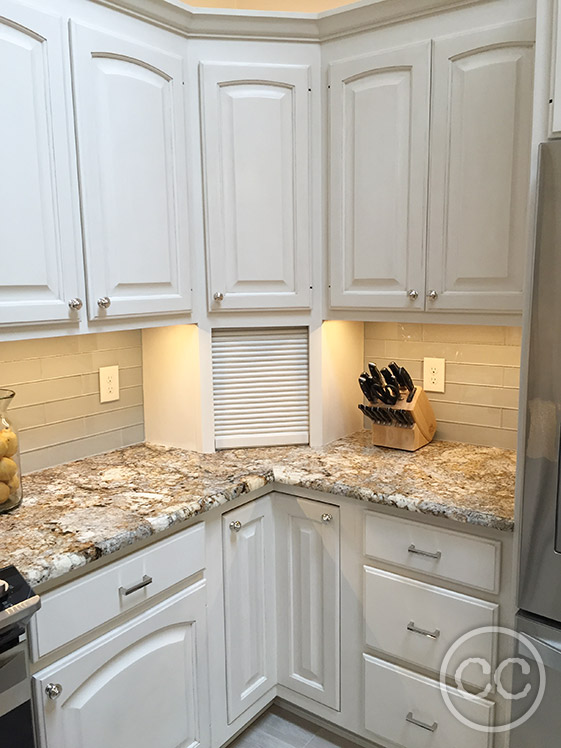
511 139 561 745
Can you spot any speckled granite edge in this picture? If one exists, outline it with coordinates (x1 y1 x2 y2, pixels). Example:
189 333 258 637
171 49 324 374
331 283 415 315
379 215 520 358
12 473 275 587
271 468 515 532
0 433 515 586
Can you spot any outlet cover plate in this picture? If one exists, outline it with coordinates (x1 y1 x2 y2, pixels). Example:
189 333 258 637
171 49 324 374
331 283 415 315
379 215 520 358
99 365 120 403
423 357 445 393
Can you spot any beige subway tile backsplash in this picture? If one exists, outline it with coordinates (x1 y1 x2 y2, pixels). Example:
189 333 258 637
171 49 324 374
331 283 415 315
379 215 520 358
364 322 521 450
0 331 145 473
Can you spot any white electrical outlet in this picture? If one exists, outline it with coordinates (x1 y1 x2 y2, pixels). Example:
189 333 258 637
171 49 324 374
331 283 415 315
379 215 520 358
423 357 445 393
99 365 120 403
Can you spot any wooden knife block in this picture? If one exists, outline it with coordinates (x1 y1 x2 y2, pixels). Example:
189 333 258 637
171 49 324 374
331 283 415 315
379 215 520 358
371 388 437 452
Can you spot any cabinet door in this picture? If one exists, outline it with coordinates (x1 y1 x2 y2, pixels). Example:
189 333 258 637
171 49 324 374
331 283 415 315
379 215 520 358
200 62 312 311
70 21 191 320
34 582 210 748
427 20 534 312
275 496 340 710
328 43 430 310
222 499 276 723
0 1 84 327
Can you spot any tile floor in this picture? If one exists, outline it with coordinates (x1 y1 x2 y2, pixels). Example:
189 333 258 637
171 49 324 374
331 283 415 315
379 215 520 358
228 705 365 748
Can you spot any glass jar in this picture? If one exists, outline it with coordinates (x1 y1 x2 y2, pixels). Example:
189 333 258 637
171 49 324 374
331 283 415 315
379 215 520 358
0 389 22 513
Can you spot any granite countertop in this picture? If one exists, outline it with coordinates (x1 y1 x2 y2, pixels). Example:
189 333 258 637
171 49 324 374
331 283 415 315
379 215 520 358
0 431 516 586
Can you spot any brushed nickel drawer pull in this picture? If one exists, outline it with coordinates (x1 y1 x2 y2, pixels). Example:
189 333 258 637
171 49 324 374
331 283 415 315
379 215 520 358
119 575 153 596
406 712 438 732
408 544 441 560
407 621 441 639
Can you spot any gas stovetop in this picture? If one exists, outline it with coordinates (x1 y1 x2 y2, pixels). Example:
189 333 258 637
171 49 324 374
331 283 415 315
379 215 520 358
0 566 40 634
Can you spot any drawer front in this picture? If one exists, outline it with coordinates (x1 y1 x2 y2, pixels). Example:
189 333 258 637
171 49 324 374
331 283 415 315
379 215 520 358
364 567 498 688
364 512 500 592
32 523 205 659
364 654 493 748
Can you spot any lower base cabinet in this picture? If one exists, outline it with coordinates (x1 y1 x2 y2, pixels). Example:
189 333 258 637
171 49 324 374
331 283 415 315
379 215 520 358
222 498 277 724
31 493 507 748
275 496 341 710
33 581 210 748
364 654 494 748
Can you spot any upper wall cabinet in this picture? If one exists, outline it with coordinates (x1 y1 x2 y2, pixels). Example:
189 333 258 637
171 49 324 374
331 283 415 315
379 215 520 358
329 42 431 311
70 21 192 320
427 20 535 312
0 1 85 328
329 20 534 315
200 62 312 312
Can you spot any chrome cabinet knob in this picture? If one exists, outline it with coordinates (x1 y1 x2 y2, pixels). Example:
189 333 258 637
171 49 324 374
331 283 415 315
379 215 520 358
68 298 83 311
321 513 333 523
213 292 224 302
229 520 242 532
45 683 63 700
427 290 438 301
97 297 111 309
407 290 418 300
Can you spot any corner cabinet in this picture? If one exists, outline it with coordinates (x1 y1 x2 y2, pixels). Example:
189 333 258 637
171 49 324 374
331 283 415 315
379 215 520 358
222 499 277 723
329 19 535 315
328 42 431 311
200 62 313 312
275 496 341 710
70 21 192 320
34 582 210 748
0 1 85 328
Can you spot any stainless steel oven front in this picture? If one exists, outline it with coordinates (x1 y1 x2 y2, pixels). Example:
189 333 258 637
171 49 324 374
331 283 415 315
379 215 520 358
0 631 36 748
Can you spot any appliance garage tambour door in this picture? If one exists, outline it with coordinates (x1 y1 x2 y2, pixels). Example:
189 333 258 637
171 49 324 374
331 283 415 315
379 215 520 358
212 328 309 449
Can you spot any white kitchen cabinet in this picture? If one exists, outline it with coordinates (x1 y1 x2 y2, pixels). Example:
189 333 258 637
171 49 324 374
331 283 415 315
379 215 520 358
34 581 210 748
275 496 340 710
364 655 494 748
328 19 534 316
0 1 85 328
200 61 312 312
328 42 431 311
222 499 277 723
427 19 535 312
70 20 192 321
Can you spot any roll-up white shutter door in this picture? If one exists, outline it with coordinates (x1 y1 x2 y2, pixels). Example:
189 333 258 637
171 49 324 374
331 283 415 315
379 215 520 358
212 328 309 449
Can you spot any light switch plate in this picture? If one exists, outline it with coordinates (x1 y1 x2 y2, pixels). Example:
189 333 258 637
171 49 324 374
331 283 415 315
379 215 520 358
423 358 445 393
99 365 120 403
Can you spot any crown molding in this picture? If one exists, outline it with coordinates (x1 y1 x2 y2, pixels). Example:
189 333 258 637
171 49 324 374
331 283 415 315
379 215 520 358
96 0 488 41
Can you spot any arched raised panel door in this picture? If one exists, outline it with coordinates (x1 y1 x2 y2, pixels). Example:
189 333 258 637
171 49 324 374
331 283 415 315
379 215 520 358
328 43 430 310
200 62 312 311
222 499 276 722
275 496 340 709
69 22 191 320
0 2 84 327
427 20 535 312
34 582 210 748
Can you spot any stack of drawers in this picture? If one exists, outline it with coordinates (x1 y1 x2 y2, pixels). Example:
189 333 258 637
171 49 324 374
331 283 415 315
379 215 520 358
362 512 501 748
